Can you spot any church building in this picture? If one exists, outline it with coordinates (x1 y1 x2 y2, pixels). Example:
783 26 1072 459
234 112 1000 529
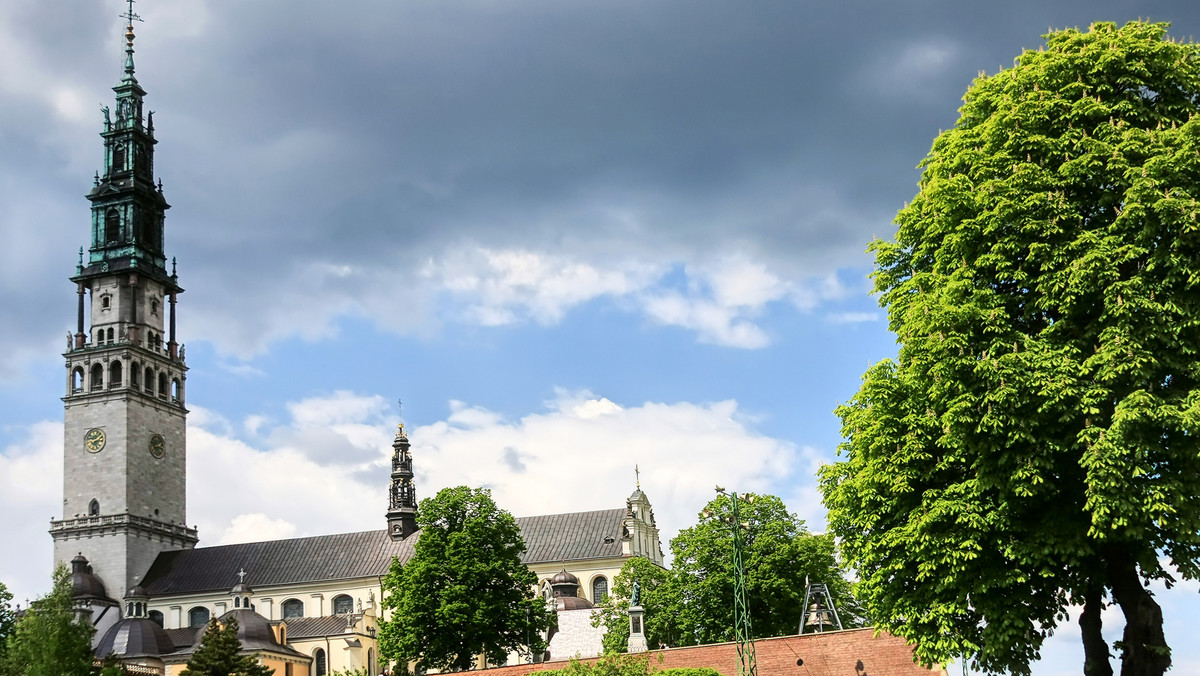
51 14 665 675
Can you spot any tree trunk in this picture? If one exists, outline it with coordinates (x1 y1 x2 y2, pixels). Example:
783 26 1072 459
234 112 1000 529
1079 583 1113 676
1106 548 1171 676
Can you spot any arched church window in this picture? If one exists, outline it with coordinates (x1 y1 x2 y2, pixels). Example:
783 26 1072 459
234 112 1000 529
188 607 210 628
90 363 103 391
151 299 159 316
234 597 241 608
130 362 140 388
332 594 353 615
367 648 375 676
96 329 105 346
107 328 115 343
171 378 181 403
282 599 304 619
101 294 111 310
158 372 168 399
144 367 154 393
592 576 608 603
149 610 164 627
109 360 122 387
89 499 100 516
71 367 84 394
105 208 120 243
112 143 126 173
313 648 327 676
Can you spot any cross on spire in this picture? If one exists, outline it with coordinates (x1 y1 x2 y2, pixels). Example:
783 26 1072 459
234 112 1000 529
635 464 640 489
120 0 142 26
237 568 247 584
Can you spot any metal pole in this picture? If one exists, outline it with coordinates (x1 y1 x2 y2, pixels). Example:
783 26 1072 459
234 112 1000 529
728 492 757 676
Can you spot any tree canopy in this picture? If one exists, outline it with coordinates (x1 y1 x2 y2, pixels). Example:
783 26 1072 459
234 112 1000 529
180 617 274 676
378 486 554 672
0 581 13 668
0 565 94 676
595 493 862 649
819 20 1200 676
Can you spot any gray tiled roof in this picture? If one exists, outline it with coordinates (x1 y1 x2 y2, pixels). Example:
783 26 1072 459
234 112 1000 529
142 509 627 597
284 615 356 639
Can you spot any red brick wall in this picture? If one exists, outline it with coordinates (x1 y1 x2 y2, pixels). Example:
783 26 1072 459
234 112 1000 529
481 628 945 676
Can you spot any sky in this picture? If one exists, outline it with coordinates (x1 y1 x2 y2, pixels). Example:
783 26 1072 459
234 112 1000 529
1 0 1199 673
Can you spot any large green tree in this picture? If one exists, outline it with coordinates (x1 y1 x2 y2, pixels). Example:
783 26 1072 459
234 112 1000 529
819 21 1200 676
0 565 94 676
378 486 554 672
668 493 863 645
594 494 861 649
180 617 274 676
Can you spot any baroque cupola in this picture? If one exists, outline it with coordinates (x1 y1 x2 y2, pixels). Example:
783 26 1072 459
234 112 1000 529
386 420 418 540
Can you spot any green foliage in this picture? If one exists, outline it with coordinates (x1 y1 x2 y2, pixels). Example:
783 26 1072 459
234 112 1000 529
593 557 675 653
536 655 719 676
0 565 93 676
669 493 864 645
0 581 13 667
819 20 1200 676
537 653 654 676
595 494 862 650
180 617 274 676
378 486 555 672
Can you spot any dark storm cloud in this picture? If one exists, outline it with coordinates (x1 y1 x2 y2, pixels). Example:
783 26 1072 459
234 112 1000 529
3 0 1200 365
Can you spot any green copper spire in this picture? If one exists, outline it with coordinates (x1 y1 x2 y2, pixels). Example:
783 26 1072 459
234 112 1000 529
76 0 177 294
120 0 141 83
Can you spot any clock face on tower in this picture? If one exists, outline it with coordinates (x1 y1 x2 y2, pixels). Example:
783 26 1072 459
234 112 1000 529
149 434 165 459
84 428 106 453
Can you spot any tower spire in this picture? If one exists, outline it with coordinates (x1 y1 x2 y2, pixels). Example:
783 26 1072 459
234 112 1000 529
119 0 142 82
387 404 419 540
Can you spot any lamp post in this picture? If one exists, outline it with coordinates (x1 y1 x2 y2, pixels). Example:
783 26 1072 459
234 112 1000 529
704 487 758 676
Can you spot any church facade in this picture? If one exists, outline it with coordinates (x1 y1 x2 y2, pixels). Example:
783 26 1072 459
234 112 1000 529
52 16 664 675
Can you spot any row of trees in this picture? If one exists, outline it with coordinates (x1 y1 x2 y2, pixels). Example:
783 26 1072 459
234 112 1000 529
377 486 863 672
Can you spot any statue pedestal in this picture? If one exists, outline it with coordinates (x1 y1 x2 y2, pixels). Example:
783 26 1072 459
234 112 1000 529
627 605 648 653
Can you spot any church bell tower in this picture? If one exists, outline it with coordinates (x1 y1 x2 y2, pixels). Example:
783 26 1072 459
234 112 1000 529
50 11 198 602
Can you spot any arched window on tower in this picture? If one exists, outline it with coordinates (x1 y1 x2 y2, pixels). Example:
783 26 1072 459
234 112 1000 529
281 599 304 619
105 209 120 243
107 328 115 343
111 143 126 174
592 576 608 603
188 607 209 628
89 499 100 516
171 378 181 404
144 367 154 393
109 360 122 388
90 363 103 391
71 367 84 394
96 329 105 346
130 362 140 389
332 595 353 615
158 372 168 399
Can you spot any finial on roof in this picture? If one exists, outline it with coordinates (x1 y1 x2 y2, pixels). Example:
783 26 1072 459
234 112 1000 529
119 0 142 80
237 568 247 584
397 397 406 435
635 464 640 490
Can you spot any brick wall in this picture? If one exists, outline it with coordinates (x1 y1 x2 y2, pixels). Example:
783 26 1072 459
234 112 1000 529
480 628 946 676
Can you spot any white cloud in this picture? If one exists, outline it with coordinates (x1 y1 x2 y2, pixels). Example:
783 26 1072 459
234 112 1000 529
179 389 800 560
825 311 880 324
0 421 63 603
